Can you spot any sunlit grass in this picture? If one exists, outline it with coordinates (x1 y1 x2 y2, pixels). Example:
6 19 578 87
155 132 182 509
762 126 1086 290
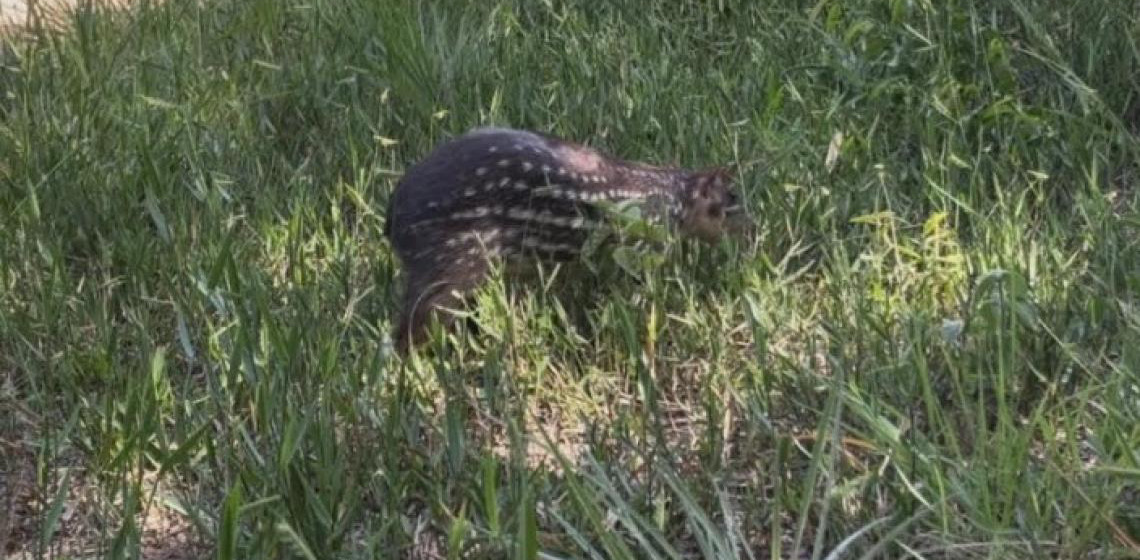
2 0 1138 558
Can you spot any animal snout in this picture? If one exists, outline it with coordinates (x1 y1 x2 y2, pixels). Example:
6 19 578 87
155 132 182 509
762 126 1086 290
723 206 755 237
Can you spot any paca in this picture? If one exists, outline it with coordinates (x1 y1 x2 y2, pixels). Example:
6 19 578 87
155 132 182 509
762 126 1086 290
384 127 748 352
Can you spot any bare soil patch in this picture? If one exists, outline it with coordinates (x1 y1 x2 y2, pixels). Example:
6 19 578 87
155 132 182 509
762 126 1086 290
3 454 207 560
1 0 132 35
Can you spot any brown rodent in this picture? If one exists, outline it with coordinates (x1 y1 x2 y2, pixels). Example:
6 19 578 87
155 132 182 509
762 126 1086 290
384 127 748 353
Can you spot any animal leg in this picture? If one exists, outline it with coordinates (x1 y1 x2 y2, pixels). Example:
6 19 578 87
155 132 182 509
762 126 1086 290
393 259 489 353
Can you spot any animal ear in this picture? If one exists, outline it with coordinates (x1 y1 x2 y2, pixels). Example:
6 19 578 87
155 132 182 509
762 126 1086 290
690 168 730 198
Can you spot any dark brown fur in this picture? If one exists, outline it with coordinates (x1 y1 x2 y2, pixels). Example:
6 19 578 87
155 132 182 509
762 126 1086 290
385 127 746 353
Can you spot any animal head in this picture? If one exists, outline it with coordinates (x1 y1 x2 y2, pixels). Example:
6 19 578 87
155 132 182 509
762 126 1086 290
678 167 750 242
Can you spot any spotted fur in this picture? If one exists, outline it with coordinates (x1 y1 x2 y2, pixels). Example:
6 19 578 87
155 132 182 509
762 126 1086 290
385 127 746 352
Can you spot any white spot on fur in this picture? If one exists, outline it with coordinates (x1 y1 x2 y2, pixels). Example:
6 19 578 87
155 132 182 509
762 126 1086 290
513 181 529 191
488 146 499 153
451 207 491 219
522 161 534 172
521 236 579 254
484 181 496 191
464 187 477 197
480 229 502 243
568 216 591 229
499 177 511 188
497 159 511 167
498 206 595 229
475 167 488 176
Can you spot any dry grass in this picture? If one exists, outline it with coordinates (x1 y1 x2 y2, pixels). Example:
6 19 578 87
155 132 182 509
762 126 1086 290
1 0 132 35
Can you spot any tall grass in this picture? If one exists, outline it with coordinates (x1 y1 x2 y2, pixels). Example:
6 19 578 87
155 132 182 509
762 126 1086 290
2 0 1138 558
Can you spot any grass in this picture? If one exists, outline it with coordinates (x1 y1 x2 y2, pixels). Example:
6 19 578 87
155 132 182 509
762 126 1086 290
1 0 1139 558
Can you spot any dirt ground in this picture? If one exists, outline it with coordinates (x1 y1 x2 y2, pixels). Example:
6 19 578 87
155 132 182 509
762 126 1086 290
1 0 131 33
